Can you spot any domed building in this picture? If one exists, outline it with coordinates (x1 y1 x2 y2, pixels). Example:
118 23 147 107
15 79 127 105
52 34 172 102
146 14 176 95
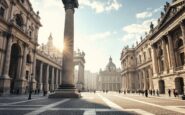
98 57 121 91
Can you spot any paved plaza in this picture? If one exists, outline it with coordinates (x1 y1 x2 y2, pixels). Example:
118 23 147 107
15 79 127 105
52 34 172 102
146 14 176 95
0 92 185 115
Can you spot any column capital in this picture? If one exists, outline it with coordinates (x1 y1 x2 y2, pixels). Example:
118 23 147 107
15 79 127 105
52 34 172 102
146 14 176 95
62 0 79 10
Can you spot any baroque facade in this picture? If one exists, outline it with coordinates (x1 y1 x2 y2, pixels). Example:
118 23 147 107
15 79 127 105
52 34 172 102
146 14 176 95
98 57 121 91
121 0 185 95
0 0 85 95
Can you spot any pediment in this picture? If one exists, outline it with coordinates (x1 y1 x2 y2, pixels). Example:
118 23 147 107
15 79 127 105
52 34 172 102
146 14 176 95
158 1 184 28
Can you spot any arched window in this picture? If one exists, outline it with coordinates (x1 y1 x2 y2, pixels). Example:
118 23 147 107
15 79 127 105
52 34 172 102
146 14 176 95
15 14 24 28
176 39 183 49
0 6 5 17
0 0 8 18
26 54 31 64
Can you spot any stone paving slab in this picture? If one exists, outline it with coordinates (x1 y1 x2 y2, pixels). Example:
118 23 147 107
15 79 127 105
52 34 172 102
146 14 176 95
55 99 110 109
0 105 43 108
0 99 24 103
13 99 61 105
0 110 32 115
96 111 138 115
39 110 84 115
103 94 184 115
39 110 139 115
124 95 185 106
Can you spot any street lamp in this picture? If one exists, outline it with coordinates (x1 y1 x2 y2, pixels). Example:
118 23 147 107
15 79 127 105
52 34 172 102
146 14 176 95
28 73 33 100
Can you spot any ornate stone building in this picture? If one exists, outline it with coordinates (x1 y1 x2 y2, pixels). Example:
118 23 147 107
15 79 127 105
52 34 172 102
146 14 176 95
98 57 121 91
0 0 85 95
0 0 42 95
121 0 185 95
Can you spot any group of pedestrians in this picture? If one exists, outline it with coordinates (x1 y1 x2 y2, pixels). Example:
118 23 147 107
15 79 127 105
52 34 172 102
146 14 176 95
168 89 179 97
120 89 180 98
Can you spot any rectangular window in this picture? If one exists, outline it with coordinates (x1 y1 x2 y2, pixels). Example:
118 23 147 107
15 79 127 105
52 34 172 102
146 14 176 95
180 53 184 66
0 7 5 17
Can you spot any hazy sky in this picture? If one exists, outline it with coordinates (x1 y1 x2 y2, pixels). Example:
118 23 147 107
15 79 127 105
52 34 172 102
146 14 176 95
31 0 171 73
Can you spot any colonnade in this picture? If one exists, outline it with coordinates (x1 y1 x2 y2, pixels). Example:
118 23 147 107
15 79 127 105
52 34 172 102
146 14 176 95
35 61 62 94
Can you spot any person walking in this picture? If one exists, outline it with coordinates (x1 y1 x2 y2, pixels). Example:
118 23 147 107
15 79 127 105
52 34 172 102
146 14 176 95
168 89 171 97
173 89 176 97
145 90 148 97
156 89 159 96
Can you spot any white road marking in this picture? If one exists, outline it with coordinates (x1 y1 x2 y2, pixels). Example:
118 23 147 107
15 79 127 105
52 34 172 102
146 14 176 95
2 97 47 106
98 93 124 111
83 110 96 115
98 93 154 115
25 99 70 115
114 94 185 114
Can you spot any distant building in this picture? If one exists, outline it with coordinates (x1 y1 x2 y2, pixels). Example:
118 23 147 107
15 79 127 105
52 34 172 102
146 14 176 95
39 34 63 64
84 71 98 91
98 57 121 91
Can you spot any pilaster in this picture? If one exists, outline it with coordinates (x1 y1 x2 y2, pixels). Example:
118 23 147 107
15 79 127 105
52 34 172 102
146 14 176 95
167 33 176 73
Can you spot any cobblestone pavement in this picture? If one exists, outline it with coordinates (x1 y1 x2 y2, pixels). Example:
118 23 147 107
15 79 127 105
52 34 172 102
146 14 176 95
0 92 185 115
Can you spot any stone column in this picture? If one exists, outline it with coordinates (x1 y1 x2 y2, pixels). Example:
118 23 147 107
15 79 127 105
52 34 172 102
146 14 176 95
1 36 12 78
148 68 154 90
60 70 62 85
151 45 158 77
0 35 12 94
167 33 176 72
38 62 43 92
51 67 55 91
180 21 185 68
162 39 169 74
55 69 58 89
43 64 49 93
49 0 79 98
16 53 23 80
32 51 37 90
20 46 28 79
77 64 84 90
139 71 142 90
143 70 146 90
17 45 27 94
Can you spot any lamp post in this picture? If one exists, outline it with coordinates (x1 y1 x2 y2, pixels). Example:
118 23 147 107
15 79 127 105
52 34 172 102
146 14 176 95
28 74 33 100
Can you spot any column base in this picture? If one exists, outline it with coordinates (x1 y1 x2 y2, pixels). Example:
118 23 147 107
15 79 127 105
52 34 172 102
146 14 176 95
14 78 27 94
0 76 11 96
48 84 81 98
76 83 83 91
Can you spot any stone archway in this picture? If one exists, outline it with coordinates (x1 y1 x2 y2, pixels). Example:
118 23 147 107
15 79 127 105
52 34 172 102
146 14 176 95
158 80 165 94
9 44 21 94
175 77 184 95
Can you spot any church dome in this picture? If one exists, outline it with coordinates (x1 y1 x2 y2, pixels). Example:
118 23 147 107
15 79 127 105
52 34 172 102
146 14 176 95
106 57 116 71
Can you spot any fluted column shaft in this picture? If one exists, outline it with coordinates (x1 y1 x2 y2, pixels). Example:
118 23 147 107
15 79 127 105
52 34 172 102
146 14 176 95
51 67 55 91
1 37 12 78
43 65 49 92
39 62 43 91
151 46 158 76
162 39 169 73
167 34 176 70
61 4 75 88
180 22 185 63
55 69 58 89
20 46 27 79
